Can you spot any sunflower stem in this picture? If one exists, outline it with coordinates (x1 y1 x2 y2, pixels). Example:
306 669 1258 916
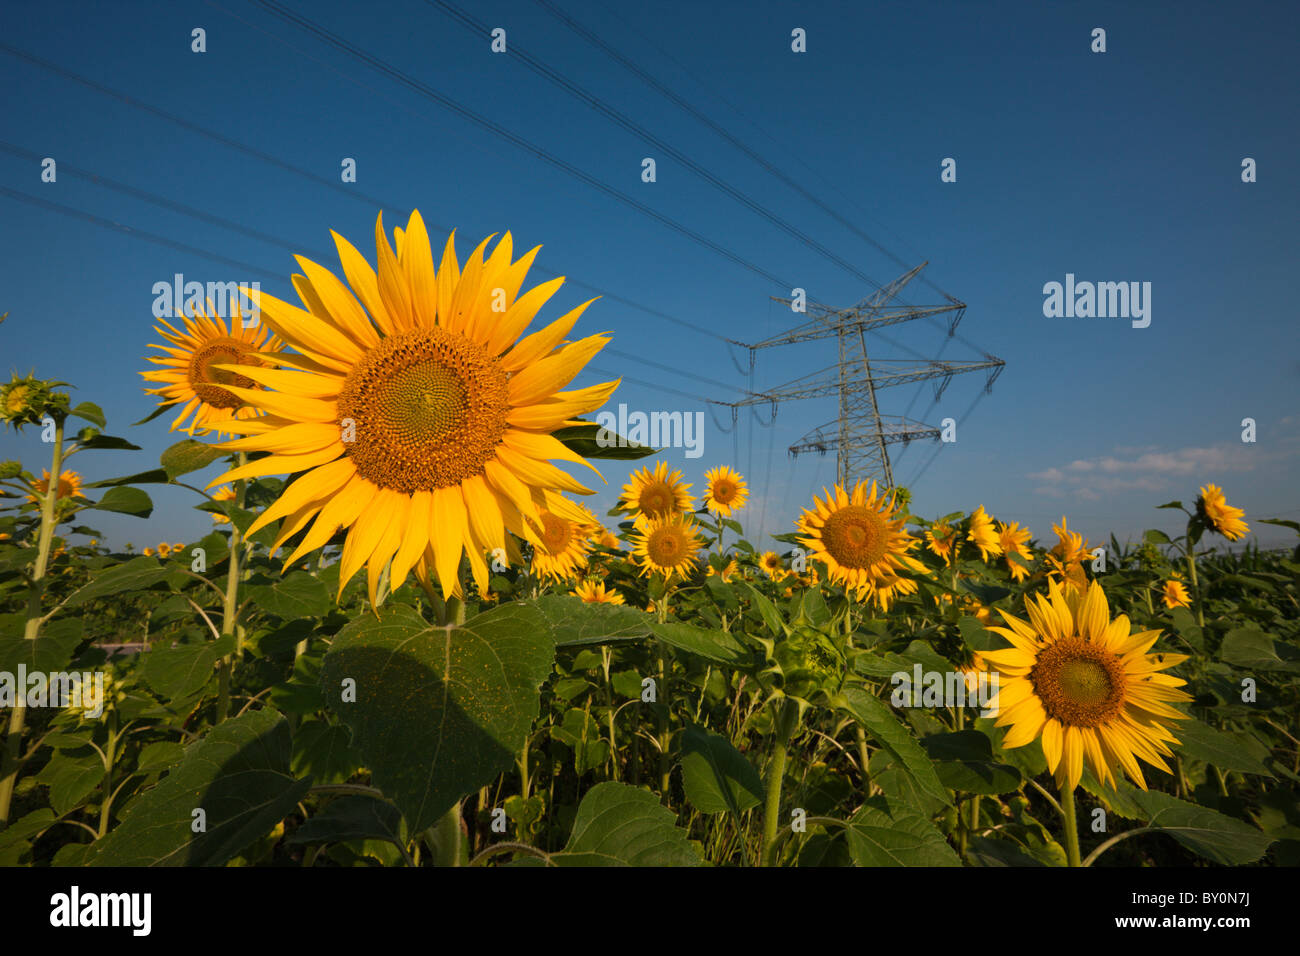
215 454 247 724
1184 534 1205 627
761 697 799 867
1060 783 1082 867
0 417 65 824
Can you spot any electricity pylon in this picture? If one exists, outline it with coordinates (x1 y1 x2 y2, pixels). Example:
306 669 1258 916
716 263 1005 489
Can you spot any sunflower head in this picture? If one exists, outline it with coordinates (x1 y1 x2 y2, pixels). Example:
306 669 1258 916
759 550 786 579
205 210 619 604
967 505 1003 562
1196 484 1248 541
0 373 70 430
708 556 739 582
620 461 693 520
998 520 1033 581
157 542 171 558
925 520 958 564
1046 516 1091 592
703 466 748 517
594 528 622 551
1161 579 1190 609
631 512 703 581
26 469 84 506
983 579 1191 791
571 579 625 605
142 298 285 436
528 498 599 583
210 485 237 524
795 481 926 608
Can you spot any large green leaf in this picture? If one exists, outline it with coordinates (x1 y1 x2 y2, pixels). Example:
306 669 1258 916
921 730 1022 795
533 594 653 647
89 708 311 866
1129 790 1274 865
553 420 658 460
139 635 233 702
836 686 951 808
647 620 752 667
545 782 703 866
291 720 362 785
62 555 169 608
843 797 961 866
321 602 554 832
1220 628 1300 672
81 469 170 489
1174 720 1274 777
679 723 764 817
288 795 404 848
160 439 226 479
247 571 332 621
0 617 83 675
35 746 104 816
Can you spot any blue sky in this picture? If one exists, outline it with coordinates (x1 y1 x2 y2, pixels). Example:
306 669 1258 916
2 0 1297 554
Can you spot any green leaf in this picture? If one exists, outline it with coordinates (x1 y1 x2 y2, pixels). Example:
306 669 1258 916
679 723 764 817
89 486 154 518
139 635 234 702
1129 790 1274 865
82 469 170 489
63 555 169 607
553 420 658 460
843 797 961 866
0 617 83 674
35 746 105 815
1143 528 1172 545
646 620 752 667
738 581 784 635
921 730 1022 795
291 720 362 785
532 594 652 647
69 402 106 428
160 439 226 479
75 434 141 451
288 795 404 847
545 782 703 866
136 741 186 773
131 404 172 427
1258 518 1300 535
321 602 555 833
1156 501 1185 511
958 580 1011 605
837 686 951 807
247 571 332 620
89 708 312 866
1220 628 1300 672
1174 720 1275 777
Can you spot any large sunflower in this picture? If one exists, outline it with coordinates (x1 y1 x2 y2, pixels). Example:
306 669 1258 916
1160 579 1190 609
967 505 1003 562
1197 484 1248 541
702 466 748 517
207 211 618 601
983 580 1191 791
631 512 703 580
795 481 925 607
619 461 693 520
142 299 285 435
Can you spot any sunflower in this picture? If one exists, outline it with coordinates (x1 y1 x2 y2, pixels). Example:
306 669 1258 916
708 557 739 582
528 497 599 583
205 211 618 602
571 579 625 605
795 481 925 608
983 580 1191 791
1046 516 1091 592
210 485 237 524
157 542 171 558
142 547 154 557
702 466 748 517
1197 484 1248 541
619 461 693 520
631 512 702 581
25 469 84 504
998 520 1033 582
594 527 622 551
759 550 786 579
1161 579 1190 609
967 505 1003 562
925 520 958 564
960 651 989 694
142 299 285 436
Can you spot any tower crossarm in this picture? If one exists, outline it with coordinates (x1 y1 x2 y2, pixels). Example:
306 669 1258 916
716 356 1005 407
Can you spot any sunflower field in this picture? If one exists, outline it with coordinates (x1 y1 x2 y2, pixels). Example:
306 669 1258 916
1 213 1297 870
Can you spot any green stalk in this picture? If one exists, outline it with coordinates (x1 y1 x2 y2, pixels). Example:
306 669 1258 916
1060 783 1081 867
761 698 799 867
1184 544 1204 626
215 454 247 723
97 710 119 838
0 417 65 824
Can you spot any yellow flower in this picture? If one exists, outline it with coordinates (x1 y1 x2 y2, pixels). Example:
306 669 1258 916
759 550 786 580
998 520 1033 582
708 557 739 582
571 579 625 605
206 211 618 603
595 528 621 551
25 469 84 505
141 298 285 436
795 481 925 609
967 505 1003 562
925 520 958 564
1161 579 1190 609
157 542 171 558
702 466 748 517
1046 516 1091 592
1197 484 1248 541
528 497 599 583
619 460 693 520
210 485 237 524
3 382 32 416
631 512 703 581
983 580 1191 791
142 547 155 557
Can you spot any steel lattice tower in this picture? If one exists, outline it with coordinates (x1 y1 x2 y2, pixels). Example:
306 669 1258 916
716 263 1005 489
